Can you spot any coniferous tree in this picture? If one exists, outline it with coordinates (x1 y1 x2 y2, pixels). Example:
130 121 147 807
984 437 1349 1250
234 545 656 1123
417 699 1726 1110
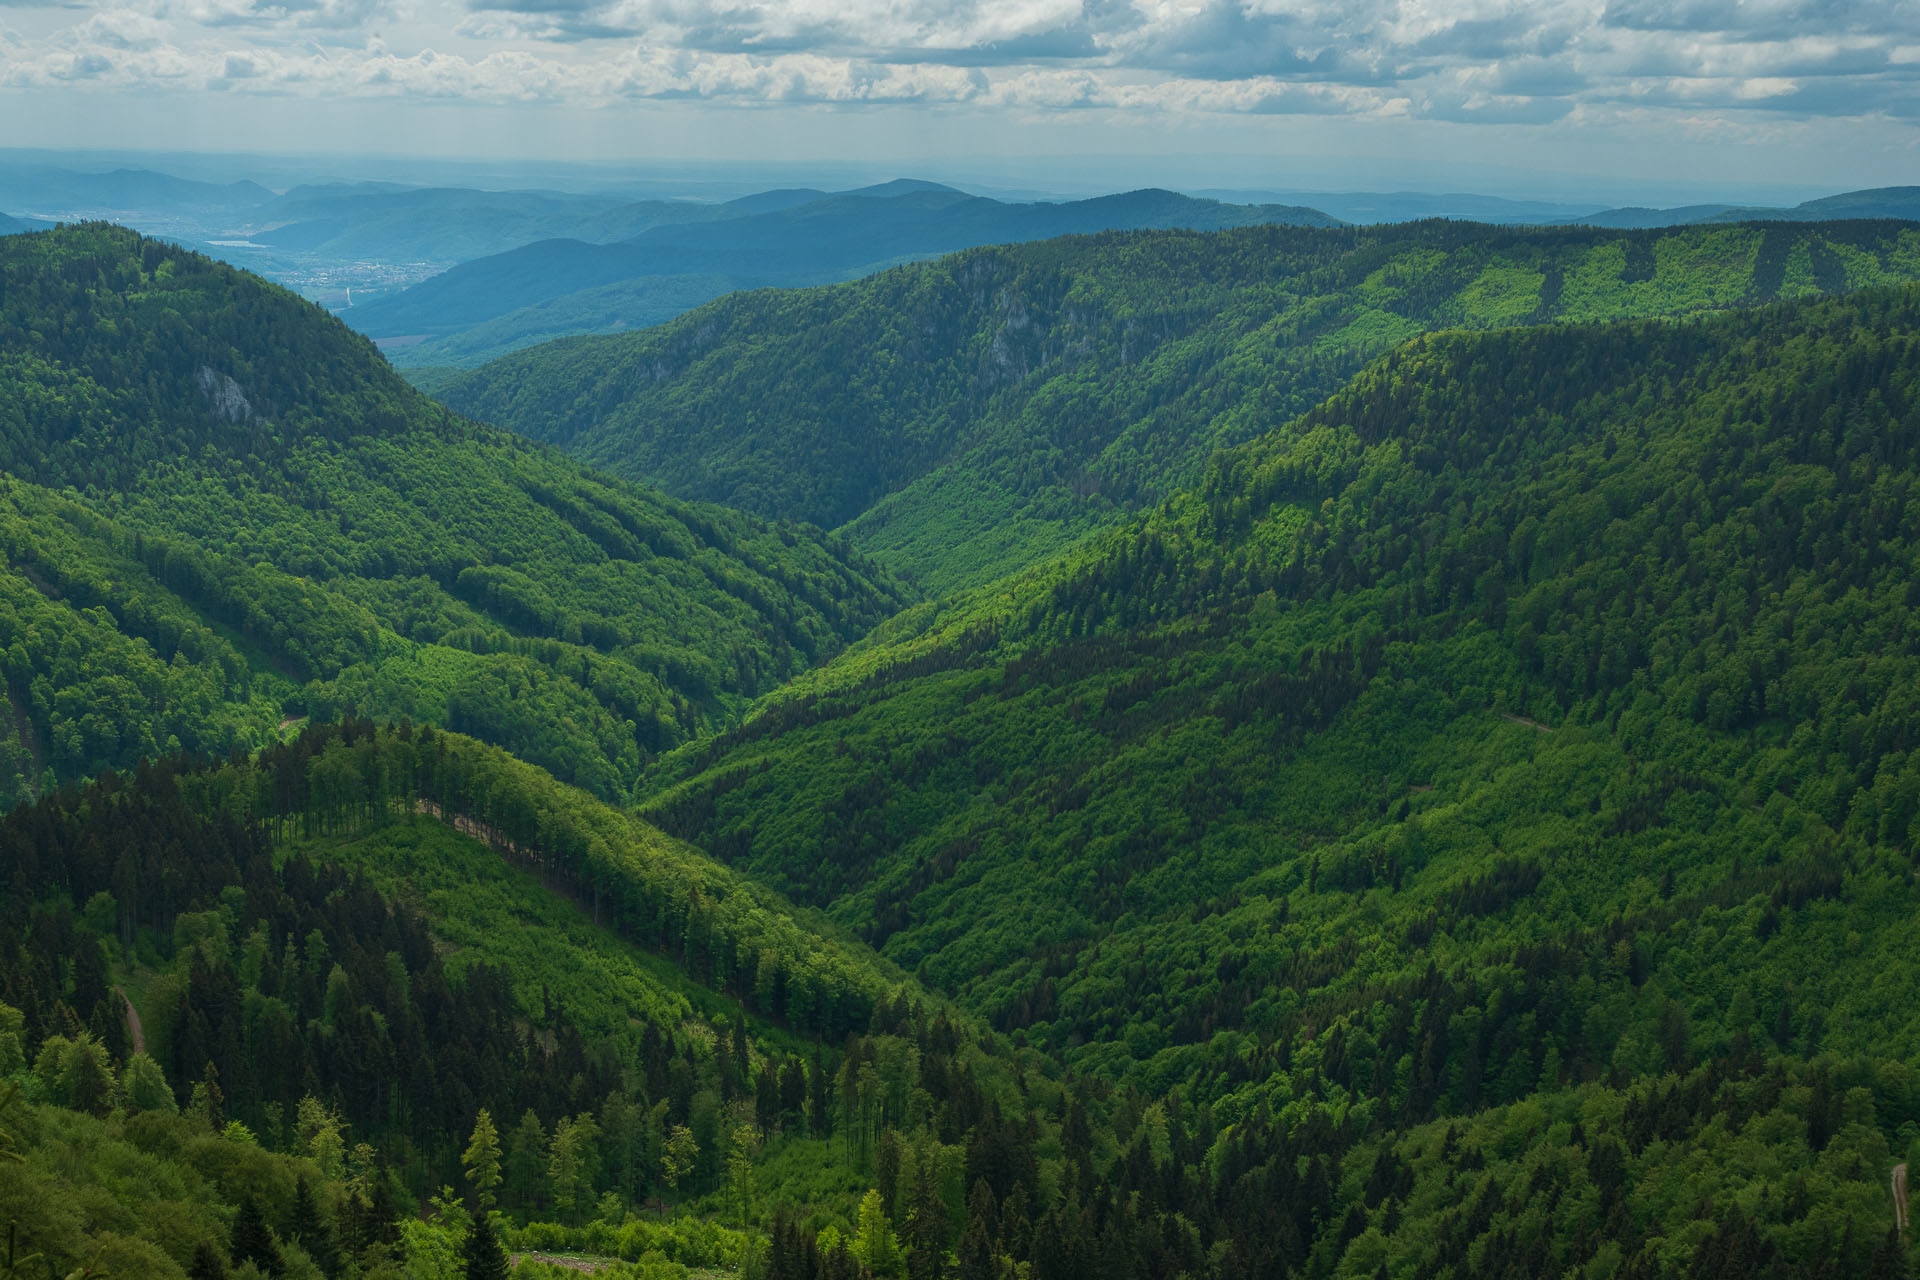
463 1108 503 1209
460 1209 509 1280
906 1156 950 1280
187 1240 229 1280
229 1195 284 1277
505 1109 546 1211
957 1180 998 1280
289 1175 341 1278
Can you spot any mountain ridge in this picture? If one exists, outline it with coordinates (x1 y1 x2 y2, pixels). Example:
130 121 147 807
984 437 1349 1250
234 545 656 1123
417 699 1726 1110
355 186 1340 364
0 222 905 806
437 216 1920 594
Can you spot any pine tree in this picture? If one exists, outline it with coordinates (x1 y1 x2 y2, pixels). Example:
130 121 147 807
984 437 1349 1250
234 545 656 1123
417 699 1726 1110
460 1210 510 1280
289 1175 342 1278
957 1183 997 1280
463 1108 503 1209
230 1195 284 1277
854 1188 902 1277
1869 1230 1911 1280
187 1240 229 1280
906 1156 950 1280
505 1109 547 1211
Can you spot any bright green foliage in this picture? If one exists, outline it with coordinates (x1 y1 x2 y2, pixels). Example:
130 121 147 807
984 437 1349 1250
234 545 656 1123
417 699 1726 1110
548 1115 600 1224
122 1053 177 1114
438 219 1920 591
0 224 906 805
853 1188 901 1276
461 1111 502 1210
14 216 1920 1278
0 723 1042 1273
638 282 1920 1271
660 1126 697 1195
0 1097 395 1280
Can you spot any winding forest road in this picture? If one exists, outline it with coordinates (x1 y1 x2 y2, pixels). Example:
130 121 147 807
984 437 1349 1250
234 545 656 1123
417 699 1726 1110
115 986 144 1056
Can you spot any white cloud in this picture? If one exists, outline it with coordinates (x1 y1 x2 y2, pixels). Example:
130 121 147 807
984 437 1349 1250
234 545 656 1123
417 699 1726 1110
0 0 1913 132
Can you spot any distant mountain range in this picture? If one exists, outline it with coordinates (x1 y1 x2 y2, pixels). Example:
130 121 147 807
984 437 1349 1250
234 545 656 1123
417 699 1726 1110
1195 185 1920 228
0 161 270 223
436 218 1920 594
3 160 1915 371
350 182 1340 367
240 180 749 263
1571 185 1920 229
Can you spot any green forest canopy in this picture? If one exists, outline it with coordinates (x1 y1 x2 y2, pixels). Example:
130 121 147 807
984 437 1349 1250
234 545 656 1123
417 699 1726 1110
6 220 1920 1278
436 218 1920 593
0 224 906 806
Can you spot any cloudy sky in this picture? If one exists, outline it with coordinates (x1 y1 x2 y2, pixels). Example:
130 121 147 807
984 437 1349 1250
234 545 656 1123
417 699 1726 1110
1 0 1916 196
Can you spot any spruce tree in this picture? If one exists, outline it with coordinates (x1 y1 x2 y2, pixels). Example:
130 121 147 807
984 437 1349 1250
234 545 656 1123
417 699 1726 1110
289 1175 341 1278
463 1108 503 1209
187 1240 229 1280
460 1209 510 1280
230 1195 284 1277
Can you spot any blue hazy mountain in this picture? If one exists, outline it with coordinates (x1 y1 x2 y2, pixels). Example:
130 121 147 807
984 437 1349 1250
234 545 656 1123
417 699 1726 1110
0 162 272 220
354 184 1341 365
1572 186 1920 229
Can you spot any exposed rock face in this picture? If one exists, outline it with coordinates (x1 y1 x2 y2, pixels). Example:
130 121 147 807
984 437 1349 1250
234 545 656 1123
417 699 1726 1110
196 366 255 424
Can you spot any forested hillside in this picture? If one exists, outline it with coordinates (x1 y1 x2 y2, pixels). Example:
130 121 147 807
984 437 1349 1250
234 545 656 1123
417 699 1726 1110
0 224 905 805
10 214 1920 1280
0 719 1106 1278
635 282 1920 1273
356 186 1337 368
439 218 1920 593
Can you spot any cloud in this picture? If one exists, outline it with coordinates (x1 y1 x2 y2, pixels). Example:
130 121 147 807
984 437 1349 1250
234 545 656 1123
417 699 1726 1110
1 0 1915 132
76 9 169 49
174 0 399 30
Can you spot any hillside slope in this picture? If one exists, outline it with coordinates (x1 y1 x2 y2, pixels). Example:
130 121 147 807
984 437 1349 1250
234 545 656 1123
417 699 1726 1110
362 187 1337 367
0 718 1072 1276
0 224 905 805
639 282 1920 1171
244 182 737 264
10 236 1920 1279
440 218 1920 593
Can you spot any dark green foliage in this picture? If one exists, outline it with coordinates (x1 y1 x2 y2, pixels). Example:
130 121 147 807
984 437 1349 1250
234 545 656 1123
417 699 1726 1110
439 218 1920 591
188 1240 229 1280
637 281 1920 1274
0 224 906 805
460 1211 509 1280
290 1176 341 1277
230 1196 283 1276
11 212 1920 1280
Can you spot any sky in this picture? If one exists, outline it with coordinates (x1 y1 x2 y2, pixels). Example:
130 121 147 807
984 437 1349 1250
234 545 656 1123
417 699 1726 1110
1 0 1917 200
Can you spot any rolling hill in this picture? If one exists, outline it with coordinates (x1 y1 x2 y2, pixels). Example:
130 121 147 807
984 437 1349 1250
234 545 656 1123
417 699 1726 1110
6 207 1920 1280
629 279 1920 1272
0 161 272 221
358 186 1339 366
438 217 1920 594
1575 186 1920 230
240 181 744 265
0 223 905 806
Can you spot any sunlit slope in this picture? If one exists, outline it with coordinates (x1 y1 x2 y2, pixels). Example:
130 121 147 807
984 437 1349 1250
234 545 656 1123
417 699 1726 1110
639 284 1920 1111
0 223 906 805
440 218 1920 592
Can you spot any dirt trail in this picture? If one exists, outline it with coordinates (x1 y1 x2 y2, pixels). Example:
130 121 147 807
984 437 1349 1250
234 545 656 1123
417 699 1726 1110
1501 712 1555 733
115 986 145 1056
414 800 522 857
1894 1162 1909 1235
508 1254 617 1274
